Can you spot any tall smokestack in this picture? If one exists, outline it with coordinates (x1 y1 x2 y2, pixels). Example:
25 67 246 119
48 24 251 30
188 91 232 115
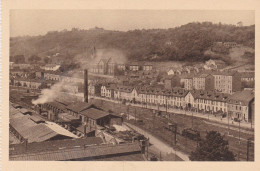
84 69 88 103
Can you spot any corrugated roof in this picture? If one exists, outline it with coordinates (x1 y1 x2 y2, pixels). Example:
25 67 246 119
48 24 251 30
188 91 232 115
10 114 78 143
45 121 78 139
80 108 109 120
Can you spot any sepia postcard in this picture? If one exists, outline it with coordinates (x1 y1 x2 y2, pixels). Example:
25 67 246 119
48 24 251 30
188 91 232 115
1 0 260 171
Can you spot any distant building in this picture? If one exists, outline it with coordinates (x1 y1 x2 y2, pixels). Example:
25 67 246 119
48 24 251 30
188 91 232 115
237 21 243 27
213 71 241 94
193 74 214 90
129 62 140 71
142 64 153 71
41 64 61 71
227 90 254 122
205 59 226 70
180 75 193 90
164 75 181 89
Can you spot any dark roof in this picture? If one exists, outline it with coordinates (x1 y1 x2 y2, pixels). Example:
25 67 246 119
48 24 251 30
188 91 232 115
57 113 80 122
94 153 145 161
228 90 254 105
10 137 104 156
10 142 141 161
46 101 67 112
80 108 109 120
66 102 97 113
239 72 255 78
29 115 45 123
190 90 229 102
55 99 71 106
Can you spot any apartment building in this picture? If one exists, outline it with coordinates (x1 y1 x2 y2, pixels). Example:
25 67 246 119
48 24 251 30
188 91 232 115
193 74 214 90
213 71 241 94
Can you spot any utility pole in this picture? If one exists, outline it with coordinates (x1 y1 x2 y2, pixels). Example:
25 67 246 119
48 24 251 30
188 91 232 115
238 120 241 160
127 105 129 120
166 97 168 118
247 138 250 161
135 108 136 123
174 124 177 145
191 109 194 129
228 112 230 135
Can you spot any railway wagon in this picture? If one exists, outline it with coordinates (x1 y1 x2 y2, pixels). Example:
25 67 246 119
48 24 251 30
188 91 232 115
182 128 201 141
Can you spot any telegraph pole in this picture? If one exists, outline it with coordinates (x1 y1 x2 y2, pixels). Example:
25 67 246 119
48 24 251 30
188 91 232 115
247 138 250 161
166 97 168 118
228 112 230 135
191 109 194 129
174 124 177 145
135 108 136 123
238 120 241 160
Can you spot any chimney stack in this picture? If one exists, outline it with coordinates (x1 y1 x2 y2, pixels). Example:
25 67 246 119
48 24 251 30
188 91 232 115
84 69 88 103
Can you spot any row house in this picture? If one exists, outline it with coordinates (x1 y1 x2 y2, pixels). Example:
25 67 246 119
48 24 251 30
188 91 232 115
44 72 61 81
227 90 254 122
142 64 153 71
40 64 60 71
95 82 254 122
129 63 140 71
191 90 229 113
13 79 42 89
167 69 182 76
212 71 241 94
240 72 255 82
10 69 32 78
101 83 116 99
114 85 135 101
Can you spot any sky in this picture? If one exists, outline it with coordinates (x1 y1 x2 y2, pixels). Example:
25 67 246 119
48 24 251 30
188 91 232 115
10 10 255 37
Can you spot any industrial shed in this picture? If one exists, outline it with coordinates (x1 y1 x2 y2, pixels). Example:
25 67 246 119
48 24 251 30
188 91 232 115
10 113 78 143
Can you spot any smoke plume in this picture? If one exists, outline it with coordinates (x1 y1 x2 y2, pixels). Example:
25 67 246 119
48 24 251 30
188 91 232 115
75 48 128 70
32 81 65 105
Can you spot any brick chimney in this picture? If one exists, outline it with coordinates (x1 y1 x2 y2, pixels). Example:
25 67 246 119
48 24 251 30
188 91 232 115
84 69 88 103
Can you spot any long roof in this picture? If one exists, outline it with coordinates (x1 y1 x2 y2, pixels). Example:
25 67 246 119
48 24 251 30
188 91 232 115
80 108 109 120
66 102 97 113
190 90 229 102
228 90 254 105
10 113 78 143
10 142 141 161
10 137 104 156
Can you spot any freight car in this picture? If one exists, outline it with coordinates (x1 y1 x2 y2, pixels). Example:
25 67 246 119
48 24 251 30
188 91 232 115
182 128 201 141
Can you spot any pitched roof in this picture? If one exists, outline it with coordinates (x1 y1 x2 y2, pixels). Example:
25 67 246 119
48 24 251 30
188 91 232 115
10 142 141 161
228 90 254 105
190 90 229 102
10 114 78 143
66 102 97 113
80 108 109 120
10 137 104 156
239 72 255 78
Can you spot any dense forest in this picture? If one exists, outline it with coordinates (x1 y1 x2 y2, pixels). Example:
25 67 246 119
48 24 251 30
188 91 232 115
10 22 255 64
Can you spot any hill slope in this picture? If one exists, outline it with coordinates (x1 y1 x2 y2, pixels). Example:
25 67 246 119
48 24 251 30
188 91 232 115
10 22 255 64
